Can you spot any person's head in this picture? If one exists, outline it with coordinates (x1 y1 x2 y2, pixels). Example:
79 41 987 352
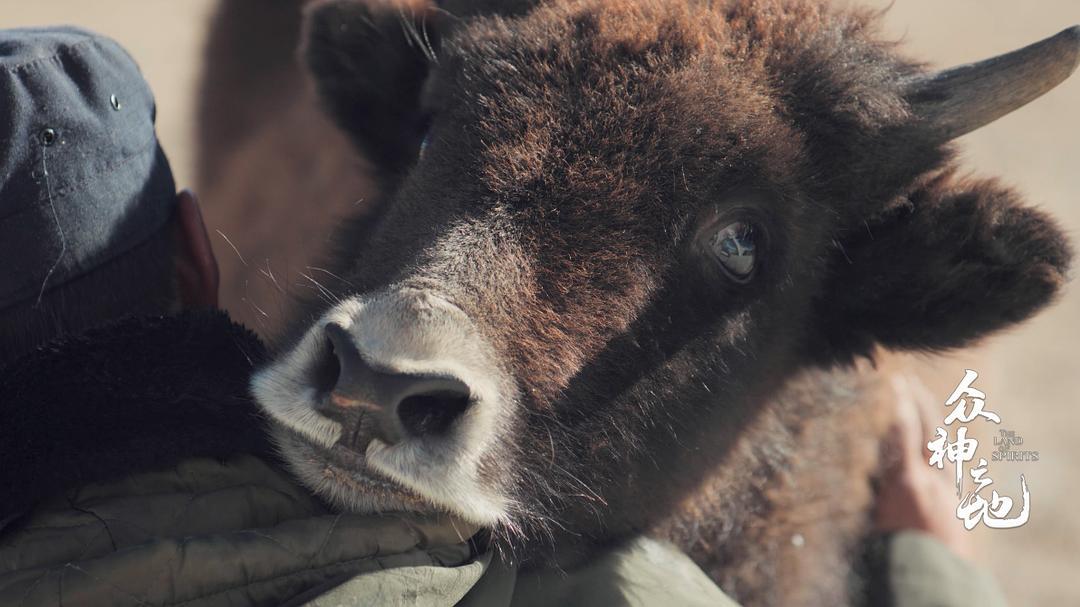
0 28 218 366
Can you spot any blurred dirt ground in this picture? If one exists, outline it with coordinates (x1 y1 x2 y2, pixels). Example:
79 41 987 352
3 1 1077 603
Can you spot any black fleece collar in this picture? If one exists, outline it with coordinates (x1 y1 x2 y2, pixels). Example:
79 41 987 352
0 310 275 525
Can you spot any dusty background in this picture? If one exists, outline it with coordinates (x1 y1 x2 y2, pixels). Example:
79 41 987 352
3 1 1077 603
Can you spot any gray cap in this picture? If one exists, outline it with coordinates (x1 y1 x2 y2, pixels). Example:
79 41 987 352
0 27 176 310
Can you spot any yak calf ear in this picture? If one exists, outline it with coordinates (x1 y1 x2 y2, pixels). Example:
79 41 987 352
302 0 439 172
817 171 1072 358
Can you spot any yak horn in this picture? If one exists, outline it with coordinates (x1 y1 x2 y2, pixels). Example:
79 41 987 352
905 25 1080 141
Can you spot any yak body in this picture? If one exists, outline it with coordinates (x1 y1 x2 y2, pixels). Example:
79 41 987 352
199 1 1074 605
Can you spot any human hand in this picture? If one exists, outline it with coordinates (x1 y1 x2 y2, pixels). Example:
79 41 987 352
873 372 973 560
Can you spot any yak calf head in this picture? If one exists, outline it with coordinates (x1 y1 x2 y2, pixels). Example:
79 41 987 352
253 0 1076 553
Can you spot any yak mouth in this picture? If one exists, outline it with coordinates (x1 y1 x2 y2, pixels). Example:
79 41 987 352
314 437 432 507
270 423 446 514
268 411 516 525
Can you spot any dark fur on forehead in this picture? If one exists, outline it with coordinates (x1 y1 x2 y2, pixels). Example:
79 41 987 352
308 0 964 245
713 1 950 209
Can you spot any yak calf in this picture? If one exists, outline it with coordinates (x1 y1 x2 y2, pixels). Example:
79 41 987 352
201 0 1077 604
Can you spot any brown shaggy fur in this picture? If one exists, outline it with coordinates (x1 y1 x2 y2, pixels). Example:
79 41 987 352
199 1 1072 605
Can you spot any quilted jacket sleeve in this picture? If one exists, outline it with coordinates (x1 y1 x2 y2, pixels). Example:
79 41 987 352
0 455 482 607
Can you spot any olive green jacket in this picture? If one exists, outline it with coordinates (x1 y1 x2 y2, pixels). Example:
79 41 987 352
0 455 1006 607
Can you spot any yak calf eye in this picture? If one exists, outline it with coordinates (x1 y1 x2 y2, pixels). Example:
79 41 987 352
708 221 757 282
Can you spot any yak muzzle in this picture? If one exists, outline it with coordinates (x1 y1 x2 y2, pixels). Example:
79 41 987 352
252 287 522 523
315 322 474 446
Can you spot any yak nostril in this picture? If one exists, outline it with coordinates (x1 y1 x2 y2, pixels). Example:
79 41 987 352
397 383 472 439
312 322 357 397
310 337 342 396
312 322 359 423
